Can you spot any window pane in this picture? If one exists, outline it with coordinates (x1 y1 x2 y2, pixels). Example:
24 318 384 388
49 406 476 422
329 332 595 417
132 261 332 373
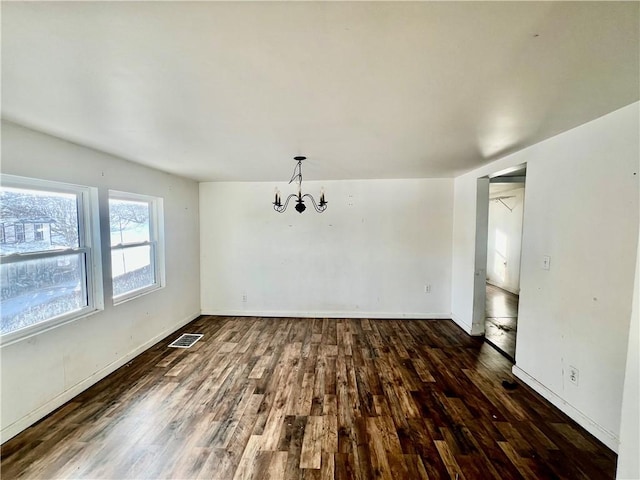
0 187 79 254
112 245 154 297
109 199 150 246
0 253 87 335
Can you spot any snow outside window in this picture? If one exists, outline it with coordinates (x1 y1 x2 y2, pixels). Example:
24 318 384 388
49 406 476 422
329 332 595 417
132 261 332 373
0 175 103 344
109 191 164 304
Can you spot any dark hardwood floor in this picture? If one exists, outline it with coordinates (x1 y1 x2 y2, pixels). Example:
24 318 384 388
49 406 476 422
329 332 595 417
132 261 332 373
485 284 519 361
1 316 616 479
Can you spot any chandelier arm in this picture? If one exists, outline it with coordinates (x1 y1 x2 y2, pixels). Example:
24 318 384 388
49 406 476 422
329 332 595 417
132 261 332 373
302 193 327 213
273 193 299 213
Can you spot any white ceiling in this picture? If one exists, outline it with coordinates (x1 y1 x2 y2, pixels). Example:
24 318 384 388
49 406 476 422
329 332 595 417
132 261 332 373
2 1 638 182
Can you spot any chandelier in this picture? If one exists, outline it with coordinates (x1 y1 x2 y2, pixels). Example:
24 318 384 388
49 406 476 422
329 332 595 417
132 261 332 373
273 156 327 213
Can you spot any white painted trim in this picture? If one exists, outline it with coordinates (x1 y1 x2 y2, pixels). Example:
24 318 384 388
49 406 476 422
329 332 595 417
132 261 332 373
486 279 520 296
0 311 201 444
470 322 485 336
202 310 452 320
472 177 490 335
512 365 619 452
450 313 485 336
451 313 473 334
108 190 166 301
0 175 104 346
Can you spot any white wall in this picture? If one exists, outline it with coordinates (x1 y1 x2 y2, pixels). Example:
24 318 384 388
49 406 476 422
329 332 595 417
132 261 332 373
201 179 453 318
0 121 201 442
486 184 525 294
617 232 640 479
451 102 639 451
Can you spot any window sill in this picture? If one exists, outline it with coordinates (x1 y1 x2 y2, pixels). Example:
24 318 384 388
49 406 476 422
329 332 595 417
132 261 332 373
112 283 164 306
0 306 102 348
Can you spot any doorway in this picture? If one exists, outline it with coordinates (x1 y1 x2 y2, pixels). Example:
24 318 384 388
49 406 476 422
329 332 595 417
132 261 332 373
472 165 526 361
484 173 525 360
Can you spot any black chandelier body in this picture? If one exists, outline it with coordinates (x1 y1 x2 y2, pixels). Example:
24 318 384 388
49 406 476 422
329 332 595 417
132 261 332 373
273 156 327 214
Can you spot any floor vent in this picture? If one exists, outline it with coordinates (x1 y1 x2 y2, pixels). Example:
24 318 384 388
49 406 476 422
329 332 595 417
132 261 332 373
168 333 203 349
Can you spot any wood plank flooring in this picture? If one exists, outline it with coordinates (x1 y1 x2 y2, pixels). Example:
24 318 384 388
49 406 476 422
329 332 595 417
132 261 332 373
1 316 617 479
485 284 519 361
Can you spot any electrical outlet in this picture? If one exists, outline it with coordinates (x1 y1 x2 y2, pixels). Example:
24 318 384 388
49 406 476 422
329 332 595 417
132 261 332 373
242 293 247 303
568 365 579 386
424 284 431 294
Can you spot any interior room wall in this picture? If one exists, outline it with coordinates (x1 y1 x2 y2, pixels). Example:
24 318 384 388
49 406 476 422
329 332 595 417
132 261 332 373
486 184 525 294
616 231 639 479
0 121 201 442
450 102 639 451
200 178 453 319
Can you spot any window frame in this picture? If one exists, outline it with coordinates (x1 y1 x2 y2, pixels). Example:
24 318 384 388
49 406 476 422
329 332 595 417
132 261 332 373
108 190 165 305
0 174 104 346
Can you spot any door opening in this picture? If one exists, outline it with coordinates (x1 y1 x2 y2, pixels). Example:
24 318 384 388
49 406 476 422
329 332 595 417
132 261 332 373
472 165 526 362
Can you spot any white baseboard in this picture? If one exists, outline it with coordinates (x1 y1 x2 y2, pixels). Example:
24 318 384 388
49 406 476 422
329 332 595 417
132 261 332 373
0 311 201 444
201 309 452 320
486 280 520 296
450 313 485 336
451 313 473 334
512 365 619 452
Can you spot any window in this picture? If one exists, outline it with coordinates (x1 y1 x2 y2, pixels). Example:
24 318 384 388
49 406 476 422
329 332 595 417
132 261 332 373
15 224 25 243
0 175 103 343
109 191 164 303
4 225 15 243
34 223 45 241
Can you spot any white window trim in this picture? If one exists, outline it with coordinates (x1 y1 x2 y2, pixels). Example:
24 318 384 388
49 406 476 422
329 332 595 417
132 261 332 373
0 175 104 346
109 190 165 305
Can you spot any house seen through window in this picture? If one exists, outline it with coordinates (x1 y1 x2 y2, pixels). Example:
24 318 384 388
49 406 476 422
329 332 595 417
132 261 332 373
0 177 102 340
